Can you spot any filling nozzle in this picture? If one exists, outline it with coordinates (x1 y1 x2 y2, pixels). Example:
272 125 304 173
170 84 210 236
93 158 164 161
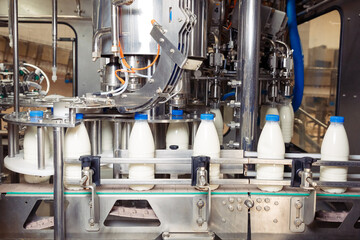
52 66 57 82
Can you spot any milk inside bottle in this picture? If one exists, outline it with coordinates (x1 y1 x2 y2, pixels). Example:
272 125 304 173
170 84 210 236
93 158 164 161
64 113 91 190
256 114 285 192
193 113 221 190
128 113 155 191
210 108 224 145
320 116 349 193
102 120 113 152
279 99 294 143
23 111 51 183
166 109 189 150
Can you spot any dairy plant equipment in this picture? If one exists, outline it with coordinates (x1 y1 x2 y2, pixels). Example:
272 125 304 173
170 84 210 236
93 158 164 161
0 0 360 239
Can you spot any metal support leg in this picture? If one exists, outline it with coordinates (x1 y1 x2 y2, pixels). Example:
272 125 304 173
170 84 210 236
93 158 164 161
97 121 102 154
113 121 121 178
90 121 99 156
53 127 65 240
37 127 45 169
8 123 15 158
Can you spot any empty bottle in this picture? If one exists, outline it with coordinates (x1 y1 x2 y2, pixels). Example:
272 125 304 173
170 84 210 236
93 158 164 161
128 113 155 191
279 99 294 143
320 116 349 193
193 113 221 190
256 114 285 192
210 108 224 145
64 113 91 190
23 111 51 183
166 110 189 150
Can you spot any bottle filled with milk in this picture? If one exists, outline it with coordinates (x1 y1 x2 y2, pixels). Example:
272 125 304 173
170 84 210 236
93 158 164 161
193 113 221 190
128 113 155 191
64 113 91 190
279 99 294 144
166 109 189 150
23 111 51 183
210 108 224 145
256 114 285 192
320 116 349 193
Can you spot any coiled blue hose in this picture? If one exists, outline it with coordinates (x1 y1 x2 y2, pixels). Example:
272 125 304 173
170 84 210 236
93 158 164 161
287 0 304 112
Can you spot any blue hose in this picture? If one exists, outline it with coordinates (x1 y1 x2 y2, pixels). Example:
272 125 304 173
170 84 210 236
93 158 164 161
287 0 304 112
221 91 235 101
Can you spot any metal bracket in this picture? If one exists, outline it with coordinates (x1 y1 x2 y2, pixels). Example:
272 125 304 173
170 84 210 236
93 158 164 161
86 184 100 232
227 80 241 88
226 140 240 149
227 100 241 108
227 121 240 129
150 24 202 71
289 197 305 232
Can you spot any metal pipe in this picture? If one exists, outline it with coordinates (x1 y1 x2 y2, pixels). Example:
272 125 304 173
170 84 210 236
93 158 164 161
12 0 19 114
8 123 15 158
14 125 19 154
298 107 328 129
72 39 77 96
113 121 121 178
110 4 120 56
92 27 111 61
236 0 261 151
90 121 99 155
53 127 65 240
37 127 45 169
97 120 102 154
52 0 58 82
191 121 199 147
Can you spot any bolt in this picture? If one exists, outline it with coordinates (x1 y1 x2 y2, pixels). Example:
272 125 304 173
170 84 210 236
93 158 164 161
274 201 279 206
159 38 164 43
222 218 226 223
347 17 351 21
237 204 242 211
222 200 226 205
196 217 204 226
89 218 94 224
237 198 242 203
244 199 254 209
295 200 303 209
264 206 270 211
229 197 234 203
294 218 303 227
228 205 234 212
148 78 154 84
170 49 175 53
197 200 205 209
256 206 262 211
265 198 270 203
273 219 278 223
162 232 170 238
256 198 262 203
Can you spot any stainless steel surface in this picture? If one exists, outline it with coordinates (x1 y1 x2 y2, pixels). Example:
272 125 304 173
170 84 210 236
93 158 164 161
12 0 19 114
7 123 15 158
236 0 261 151
52 0 57 75
90 120 99 155
110 3 119 56
53 127 65 240
37 127 45 169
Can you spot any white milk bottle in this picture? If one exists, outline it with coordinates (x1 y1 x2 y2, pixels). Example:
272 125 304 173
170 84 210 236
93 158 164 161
256 114 285 192
320 116 349 193
64 113 91 190
279 99 294 143
210 108 224 145
24 111 51 183
128 113 155 191
166 110 189 150
102 120 113 152
193 113 221 190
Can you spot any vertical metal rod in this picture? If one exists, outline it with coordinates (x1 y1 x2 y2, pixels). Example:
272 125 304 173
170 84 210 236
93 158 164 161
72 39 77 96
90 121 98 155
113 121 121 179
110 3 119 56
191 121 199 147
8 123 15 158
52 0 58 81
125 122 131 149
12 0 19 114
236 0 261 151
37 127 45 169
14 125 19 154
53 127 65 240
97 121 102 154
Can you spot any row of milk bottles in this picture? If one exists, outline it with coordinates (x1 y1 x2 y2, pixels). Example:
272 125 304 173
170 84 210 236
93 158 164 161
260 98 294 143
257 113 349 193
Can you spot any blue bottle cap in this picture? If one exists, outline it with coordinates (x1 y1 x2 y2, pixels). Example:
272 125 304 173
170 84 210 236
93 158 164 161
266 114 279 122
29 110 44 118
330 116 344 123
200 113 214 120
76 113 84 120
172 109 184 116
135 113 148 120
